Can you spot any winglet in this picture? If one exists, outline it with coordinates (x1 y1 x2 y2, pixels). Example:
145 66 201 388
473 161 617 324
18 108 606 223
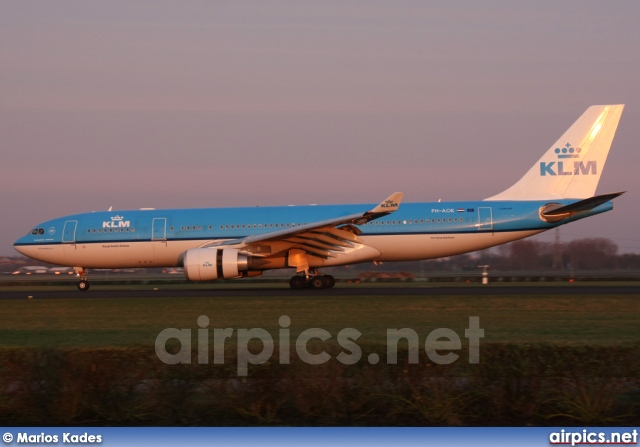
369 192 404 214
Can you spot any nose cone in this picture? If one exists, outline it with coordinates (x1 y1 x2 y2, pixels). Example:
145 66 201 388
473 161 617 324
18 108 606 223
13 222 65 264
14 234 33 257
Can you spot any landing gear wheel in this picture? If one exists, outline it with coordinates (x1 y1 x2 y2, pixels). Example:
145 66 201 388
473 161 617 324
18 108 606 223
77 280 90 291
309 275 327 289
289 275 306 290
324 275 336 288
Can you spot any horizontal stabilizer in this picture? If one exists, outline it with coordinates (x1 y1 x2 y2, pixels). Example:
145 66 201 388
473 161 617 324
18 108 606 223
541 192 624 219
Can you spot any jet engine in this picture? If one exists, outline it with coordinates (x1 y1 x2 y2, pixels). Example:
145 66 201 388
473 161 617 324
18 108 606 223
183 248 250 281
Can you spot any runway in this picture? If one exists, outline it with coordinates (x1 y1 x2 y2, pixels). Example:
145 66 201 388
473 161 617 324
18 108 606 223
1 284 639 300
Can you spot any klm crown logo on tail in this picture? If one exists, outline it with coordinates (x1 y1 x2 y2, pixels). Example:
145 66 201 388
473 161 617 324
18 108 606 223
539 142 597 177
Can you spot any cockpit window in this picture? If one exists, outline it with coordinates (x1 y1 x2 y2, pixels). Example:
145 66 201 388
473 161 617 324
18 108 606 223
31 228 45 235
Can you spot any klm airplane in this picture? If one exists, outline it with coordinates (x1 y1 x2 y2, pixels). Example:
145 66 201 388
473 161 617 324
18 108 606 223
14 105 625 290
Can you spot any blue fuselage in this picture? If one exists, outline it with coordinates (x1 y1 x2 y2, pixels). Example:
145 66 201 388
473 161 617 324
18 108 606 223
14 199 613 269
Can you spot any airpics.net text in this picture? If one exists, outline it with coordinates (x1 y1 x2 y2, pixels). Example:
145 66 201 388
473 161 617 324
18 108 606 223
155 316 484 376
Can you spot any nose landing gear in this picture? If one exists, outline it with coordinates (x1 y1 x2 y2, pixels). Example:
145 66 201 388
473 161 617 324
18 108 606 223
74 267 90 291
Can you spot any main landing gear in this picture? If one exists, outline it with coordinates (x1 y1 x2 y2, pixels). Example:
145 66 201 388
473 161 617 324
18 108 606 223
289 271 336 290
74 267 90 291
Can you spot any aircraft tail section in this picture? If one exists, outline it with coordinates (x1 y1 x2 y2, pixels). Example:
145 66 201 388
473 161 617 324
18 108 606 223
486 104 624 201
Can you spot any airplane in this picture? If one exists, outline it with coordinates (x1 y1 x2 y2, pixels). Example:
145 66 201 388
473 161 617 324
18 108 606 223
14 104 625 291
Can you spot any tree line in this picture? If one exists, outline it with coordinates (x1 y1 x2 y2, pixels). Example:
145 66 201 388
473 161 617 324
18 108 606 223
414 237 640 272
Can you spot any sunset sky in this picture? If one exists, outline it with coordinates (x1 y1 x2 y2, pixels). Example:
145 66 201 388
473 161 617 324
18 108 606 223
2 1 639 255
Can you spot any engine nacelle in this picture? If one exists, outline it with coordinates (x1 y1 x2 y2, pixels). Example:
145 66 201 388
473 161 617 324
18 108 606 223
183 248 249 281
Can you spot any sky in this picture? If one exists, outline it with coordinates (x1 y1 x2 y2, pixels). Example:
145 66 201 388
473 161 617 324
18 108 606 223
1 1 640 256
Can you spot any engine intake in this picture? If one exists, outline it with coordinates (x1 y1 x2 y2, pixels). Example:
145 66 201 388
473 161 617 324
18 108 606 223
183 248 249 281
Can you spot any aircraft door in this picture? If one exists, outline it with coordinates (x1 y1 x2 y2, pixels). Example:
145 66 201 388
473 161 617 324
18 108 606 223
62 220 78 243
478 207 493 230
152 218 167 241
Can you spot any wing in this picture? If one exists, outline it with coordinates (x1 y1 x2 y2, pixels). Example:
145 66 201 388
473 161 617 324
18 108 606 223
205 192 403 260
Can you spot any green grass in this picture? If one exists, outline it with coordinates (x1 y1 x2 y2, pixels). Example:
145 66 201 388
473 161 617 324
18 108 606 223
1 293 638 348
1 288 639 426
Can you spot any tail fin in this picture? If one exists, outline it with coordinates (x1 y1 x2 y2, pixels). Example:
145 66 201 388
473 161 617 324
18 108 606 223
486 105 624 201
